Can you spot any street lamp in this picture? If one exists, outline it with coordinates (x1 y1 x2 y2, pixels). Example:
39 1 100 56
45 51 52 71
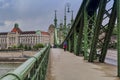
64 3 71 30
54 10 57 28
64 3 74 37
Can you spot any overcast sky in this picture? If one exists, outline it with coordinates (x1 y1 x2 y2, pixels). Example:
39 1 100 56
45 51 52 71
0 0 82 32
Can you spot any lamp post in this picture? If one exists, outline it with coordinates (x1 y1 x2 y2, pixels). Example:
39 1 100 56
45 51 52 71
54 10 57 28
64 3 74 37
54 10 57 47
64 3 70 37
71 10 74 25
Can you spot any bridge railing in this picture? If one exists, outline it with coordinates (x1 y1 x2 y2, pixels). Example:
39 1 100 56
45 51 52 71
0 44 50 80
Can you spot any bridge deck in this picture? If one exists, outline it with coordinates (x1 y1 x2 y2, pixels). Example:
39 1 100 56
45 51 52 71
47 48 118 80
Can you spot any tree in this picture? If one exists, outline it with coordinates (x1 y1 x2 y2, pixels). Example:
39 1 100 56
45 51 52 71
37 43 44 48
28 46 32 50
24 45 28 50
12 45 17 49
18 44 24 49
33 43 44 50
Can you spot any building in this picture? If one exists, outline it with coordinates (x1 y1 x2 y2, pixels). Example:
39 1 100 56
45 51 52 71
48 24 55 46
0 23 50 49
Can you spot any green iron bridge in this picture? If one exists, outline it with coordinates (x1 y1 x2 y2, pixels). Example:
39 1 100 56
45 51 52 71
0 0 120 79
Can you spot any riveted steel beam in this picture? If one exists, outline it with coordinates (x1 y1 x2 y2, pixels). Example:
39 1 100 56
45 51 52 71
88 0 107 62
68 38 71 52
76 15 84 56
73 27 78 54
99 0 117 62
117 0 120 77
70 34 74 52
83 10 89 60
82 8 96 60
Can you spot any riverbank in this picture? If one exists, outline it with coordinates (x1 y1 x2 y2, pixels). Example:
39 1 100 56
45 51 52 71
0 51 38 62
0 51 38 77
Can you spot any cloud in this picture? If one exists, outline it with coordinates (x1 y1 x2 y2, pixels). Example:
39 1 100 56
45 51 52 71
0 0 12 8
0 22 5 26
0 0 82 32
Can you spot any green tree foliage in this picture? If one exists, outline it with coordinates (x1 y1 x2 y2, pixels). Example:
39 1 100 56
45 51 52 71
28 46 32 50
33 43 44 50
24 45 28 50
18 44 24 49
12 45 17 49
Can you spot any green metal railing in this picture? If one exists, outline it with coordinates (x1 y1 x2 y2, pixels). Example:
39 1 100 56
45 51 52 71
0 44 50 80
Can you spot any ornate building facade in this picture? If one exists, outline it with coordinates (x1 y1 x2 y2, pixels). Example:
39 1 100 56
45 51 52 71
0 24 51 49
48 24 55 46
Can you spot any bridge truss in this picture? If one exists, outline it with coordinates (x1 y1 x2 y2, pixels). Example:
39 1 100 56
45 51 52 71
62 0 120 77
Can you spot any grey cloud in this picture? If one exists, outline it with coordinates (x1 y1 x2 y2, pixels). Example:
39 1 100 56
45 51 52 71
0 0 82 32
0 22 5 26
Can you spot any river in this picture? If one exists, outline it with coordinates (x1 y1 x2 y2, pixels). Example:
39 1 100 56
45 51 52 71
0 63 22 77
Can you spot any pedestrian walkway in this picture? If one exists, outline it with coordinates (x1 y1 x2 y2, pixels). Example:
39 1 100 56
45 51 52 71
47 48 119 80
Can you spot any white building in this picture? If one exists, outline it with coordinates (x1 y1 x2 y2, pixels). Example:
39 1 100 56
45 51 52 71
0 24 50 49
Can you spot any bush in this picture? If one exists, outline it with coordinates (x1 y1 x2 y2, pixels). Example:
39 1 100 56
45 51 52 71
33 43 44 50
11 45 17 49
18 44 24 49
24 45 28 50
28 46 32 50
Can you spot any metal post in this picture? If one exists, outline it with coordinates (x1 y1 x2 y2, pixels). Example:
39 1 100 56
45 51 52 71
83 10 88 60
71 10 74 25
54 10 57 46
71 34 74 52
73 27 77 54
64 5 67 37
117 0 120 77
76 16 84 56
68 39 71 52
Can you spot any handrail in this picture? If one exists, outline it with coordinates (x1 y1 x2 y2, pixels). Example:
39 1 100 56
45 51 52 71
0 44 50 80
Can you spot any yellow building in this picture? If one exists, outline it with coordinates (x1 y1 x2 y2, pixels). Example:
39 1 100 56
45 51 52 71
0 23 50 49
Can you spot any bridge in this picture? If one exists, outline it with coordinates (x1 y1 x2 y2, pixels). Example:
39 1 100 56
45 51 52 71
0 0 120 80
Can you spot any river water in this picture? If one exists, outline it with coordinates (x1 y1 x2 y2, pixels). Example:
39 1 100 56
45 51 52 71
0 63 22 77
0 51 37 77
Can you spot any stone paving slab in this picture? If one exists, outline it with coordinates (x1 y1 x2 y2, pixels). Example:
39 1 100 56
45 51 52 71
47 48 119 80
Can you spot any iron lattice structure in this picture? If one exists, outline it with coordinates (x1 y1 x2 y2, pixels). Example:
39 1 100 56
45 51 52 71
63 0 120 77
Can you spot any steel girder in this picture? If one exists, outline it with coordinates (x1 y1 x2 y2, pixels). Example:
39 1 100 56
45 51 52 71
68 38 71 52
82 10 96 60
62 0 119 77
76 15 84 56
89 0 117 63
99 0 117 62
63 0 117 63
73 27 78 54
117 0 120 77
88 0 108 62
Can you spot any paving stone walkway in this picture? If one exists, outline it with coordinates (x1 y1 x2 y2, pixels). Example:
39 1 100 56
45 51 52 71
46 48 119 80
